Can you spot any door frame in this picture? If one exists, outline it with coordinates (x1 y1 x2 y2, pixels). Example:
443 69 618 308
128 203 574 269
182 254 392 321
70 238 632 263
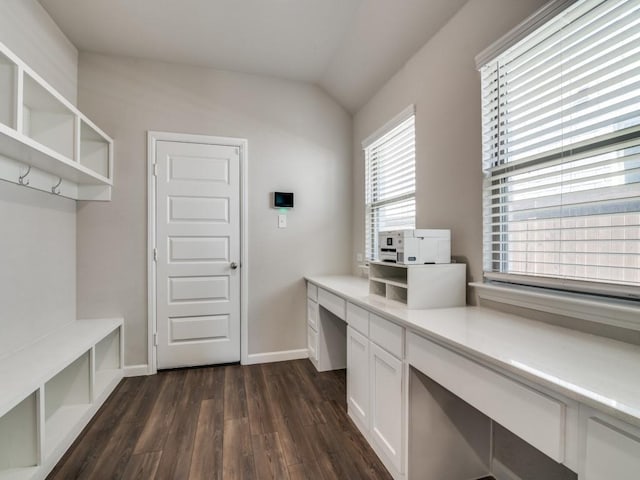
147 131 249 374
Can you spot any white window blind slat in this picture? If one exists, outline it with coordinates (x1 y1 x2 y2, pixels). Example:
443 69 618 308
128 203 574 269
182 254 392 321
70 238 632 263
364 112 416 261
480 0 640 298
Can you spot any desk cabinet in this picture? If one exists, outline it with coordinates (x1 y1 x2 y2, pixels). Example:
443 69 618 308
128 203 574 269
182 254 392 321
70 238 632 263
346 302 405 478
305 276 640 480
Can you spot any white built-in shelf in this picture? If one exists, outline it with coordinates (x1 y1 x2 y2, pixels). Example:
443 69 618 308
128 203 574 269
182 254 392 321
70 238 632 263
0 40 113 201
0 318 124 480
369 261 467 309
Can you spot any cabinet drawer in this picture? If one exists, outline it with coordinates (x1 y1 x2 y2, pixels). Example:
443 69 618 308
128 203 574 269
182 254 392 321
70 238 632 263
307 282 318 302
370 314 403 358
407 332 566 463
347 302 369 336
307 299 318 330
318 288 346 320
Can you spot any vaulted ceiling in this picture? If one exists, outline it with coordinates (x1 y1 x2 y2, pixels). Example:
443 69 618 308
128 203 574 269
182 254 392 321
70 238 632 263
39 0 468 112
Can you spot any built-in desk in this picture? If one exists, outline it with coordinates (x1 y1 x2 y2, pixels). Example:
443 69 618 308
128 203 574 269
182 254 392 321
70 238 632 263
305 274 640 480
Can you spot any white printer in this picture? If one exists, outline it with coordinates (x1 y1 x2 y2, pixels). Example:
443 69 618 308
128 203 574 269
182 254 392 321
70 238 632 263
378 229 451 264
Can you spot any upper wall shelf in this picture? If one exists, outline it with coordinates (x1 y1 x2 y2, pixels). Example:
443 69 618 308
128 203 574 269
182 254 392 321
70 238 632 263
0 41 113 201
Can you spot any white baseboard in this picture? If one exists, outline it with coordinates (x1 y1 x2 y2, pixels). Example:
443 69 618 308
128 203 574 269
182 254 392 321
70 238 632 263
124 364 151 377
491 459 522 480
244 348 309 365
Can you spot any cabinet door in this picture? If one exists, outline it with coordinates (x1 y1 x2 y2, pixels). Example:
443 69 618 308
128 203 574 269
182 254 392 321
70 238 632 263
307 298 318 330
370 342 403 473
584 417 640 480
347 326 369 431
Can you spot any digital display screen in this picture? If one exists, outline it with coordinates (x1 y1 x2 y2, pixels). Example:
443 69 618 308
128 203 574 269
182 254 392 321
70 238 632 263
274 192 294 208
387 238 393 246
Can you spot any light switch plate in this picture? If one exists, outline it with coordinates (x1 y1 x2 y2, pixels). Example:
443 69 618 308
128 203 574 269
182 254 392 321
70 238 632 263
278 214 287 228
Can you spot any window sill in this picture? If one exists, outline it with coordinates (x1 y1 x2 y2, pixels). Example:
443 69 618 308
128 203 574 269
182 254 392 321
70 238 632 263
470 281 640 332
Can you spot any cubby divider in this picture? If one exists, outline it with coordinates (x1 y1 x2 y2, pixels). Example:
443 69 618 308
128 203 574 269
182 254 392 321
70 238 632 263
0 51 17 130
94 328 122 401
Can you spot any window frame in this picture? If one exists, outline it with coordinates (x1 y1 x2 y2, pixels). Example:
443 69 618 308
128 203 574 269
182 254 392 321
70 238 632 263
363 105 416 262
477 0 640 300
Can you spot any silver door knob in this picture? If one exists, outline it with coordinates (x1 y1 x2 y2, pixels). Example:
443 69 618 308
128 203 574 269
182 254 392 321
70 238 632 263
230 262 238 270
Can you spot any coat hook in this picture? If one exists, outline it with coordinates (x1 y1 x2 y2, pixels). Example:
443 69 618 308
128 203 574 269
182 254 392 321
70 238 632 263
18 166 31 186
52 177 62 195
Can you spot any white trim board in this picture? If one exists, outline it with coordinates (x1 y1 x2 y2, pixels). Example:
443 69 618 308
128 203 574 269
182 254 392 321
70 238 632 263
124 364 149 377
245 348 309 366
147 131 249 373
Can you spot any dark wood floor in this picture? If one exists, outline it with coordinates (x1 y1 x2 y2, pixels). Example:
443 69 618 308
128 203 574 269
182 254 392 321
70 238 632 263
48 359 392 480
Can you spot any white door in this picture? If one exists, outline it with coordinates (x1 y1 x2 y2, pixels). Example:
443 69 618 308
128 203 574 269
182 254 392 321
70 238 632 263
370 342 404 473
347 326 370 431
155 140 241 369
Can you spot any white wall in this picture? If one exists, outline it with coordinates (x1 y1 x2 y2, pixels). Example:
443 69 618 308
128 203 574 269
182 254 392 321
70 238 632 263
0 0 78 104
0 183 76 357
0 0 78 359
352 0 548 300
76 53 352 366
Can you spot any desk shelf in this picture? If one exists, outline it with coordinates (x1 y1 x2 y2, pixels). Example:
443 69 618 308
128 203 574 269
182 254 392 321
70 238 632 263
369 262 466 309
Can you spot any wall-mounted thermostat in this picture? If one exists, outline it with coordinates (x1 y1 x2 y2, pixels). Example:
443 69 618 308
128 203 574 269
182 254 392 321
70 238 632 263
272 191 294 208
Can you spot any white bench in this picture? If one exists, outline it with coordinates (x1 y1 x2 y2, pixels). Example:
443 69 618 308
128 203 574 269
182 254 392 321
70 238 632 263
0 317 124 480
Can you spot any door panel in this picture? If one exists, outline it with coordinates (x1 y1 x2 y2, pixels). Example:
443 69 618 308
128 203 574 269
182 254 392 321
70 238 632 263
169 236 229 263
170 315 230 342
156 140 240 368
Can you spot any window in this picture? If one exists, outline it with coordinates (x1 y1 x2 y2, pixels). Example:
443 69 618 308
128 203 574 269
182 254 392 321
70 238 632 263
363 107 416 261
479 0 640 298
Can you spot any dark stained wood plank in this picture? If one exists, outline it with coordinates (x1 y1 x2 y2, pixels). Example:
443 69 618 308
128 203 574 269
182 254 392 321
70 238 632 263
224 364 248 421
200 362 226 400
134 370 185 453
287 461 326 480
245 364 278 435
272 415 316 467
189 398 224 480
155 368 203 478
121 451 162 479
223 417 256 480
251 432 290 480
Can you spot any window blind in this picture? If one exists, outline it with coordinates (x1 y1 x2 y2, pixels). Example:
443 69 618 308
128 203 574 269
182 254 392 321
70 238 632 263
364 112 416 261
480 0 640 298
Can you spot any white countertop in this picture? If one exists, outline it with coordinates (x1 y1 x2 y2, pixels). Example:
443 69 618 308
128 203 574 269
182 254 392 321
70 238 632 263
306 275 640 428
